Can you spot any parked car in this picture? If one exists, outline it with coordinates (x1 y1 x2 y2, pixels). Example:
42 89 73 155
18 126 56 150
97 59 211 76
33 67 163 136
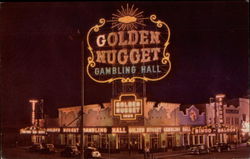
210 143 232 152
247 139 250 147
229 143 237 151
40 144 56 154
188 144 210 155
84 147 102 159
61 146 80 157
28 143 44 152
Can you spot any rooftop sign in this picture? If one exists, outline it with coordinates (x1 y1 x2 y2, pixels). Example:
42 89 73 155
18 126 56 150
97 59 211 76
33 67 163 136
113 93 143 120
86 4 171 83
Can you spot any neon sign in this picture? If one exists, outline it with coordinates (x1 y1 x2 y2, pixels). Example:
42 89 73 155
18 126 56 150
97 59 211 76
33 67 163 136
129 127 145 133
83 128 107 133
20 127 46 135
163 127 181 133
113 93 143 120
63 128 79 133
47 128 60 133
112 127 127 133
86 4 171 83
146 127 162 133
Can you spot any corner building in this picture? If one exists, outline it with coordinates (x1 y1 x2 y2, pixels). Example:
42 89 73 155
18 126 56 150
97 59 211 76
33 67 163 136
20 95 248 152
53 97 202 152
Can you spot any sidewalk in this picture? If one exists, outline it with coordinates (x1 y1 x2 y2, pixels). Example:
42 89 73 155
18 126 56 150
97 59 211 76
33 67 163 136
102 150 188 159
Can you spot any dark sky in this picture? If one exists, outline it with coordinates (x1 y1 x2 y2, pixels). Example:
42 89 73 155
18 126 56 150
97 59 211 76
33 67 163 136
0 2 248 126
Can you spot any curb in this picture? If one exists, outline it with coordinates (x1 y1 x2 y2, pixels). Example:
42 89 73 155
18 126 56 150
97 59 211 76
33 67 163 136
154 152 187 159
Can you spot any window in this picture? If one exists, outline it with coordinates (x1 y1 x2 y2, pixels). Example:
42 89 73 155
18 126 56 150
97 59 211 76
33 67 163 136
235 117 239 125
200 136 203 144
184 134 188 145
195 136 198 145
226 117 230 124
242 114 246 121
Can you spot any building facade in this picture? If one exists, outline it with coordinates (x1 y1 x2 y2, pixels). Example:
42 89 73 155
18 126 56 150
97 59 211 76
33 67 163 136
20 95 249 152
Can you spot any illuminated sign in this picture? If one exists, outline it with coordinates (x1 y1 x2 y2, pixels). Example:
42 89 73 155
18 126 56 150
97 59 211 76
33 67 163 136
113 93 143 120
20 127 46 135
86 4 171 83
47 128 60 133
218 127 236 133
182 126 191 132
112 127 127 133
192 127 212 134
128 127 184 133
29 99 38 126
242 121 250 133
47 127 108 133
20 130 46 135
163 127 181 133
189 110 197 121
129 127 145 133
83 127 107 133
146 127 162 133
226 109 239 114
20 126 193 135
63 128 79 133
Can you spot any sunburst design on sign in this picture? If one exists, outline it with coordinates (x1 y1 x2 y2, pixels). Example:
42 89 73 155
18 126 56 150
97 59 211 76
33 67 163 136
86 5 172 83
111 4 146 31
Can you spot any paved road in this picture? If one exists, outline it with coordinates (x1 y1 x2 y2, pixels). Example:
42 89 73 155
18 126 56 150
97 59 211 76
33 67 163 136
2 147 77 159
2 146 250 159
159 146 250 159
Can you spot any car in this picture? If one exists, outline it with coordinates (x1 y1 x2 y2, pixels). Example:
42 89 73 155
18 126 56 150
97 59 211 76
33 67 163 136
188 144 210 155
61 146 81 157
84 147 102 159
247 140 250 147
40 144 56 154
229 143 237 151
28 143 44 152
210 143 232 152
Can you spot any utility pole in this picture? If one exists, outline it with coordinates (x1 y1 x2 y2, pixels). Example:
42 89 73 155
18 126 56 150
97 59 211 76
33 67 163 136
69 29 85 159
80 32 85 159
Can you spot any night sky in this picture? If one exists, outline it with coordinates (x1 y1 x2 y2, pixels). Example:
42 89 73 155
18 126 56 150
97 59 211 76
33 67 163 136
0 2 248 126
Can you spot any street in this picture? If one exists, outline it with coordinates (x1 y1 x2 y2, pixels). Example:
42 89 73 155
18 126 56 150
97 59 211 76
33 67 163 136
159 146 250 159
2 146 250 159
2 146 66 159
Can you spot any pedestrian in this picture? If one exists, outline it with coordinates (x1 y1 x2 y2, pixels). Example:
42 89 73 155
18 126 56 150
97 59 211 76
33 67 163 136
129 142 132 156
76 142 80 150
144 145 150 159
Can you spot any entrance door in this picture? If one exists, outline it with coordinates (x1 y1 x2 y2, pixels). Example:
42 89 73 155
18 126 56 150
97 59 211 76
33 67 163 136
130 134 140 151
150 134 159 151
167 134 173 148
119 134 128 150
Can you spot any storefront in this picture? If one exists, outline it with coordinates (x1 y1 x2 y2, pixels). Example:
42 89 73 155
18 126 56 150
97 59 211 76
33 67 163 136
20 126 46 144
20 99 241 152
30 126 190 152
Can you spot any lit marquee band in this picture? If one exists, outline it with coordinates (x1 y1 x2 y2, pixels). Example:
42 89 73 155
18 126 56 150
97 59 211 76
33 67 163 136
113 93 143 120
112 127 127 133
86 4 171 83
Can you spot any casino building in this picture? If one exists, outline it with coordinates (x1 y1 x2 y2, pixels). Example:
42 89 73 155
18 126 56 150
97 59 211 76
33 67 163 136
20 94 249 152
22 97 194 152
55 99 192 152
